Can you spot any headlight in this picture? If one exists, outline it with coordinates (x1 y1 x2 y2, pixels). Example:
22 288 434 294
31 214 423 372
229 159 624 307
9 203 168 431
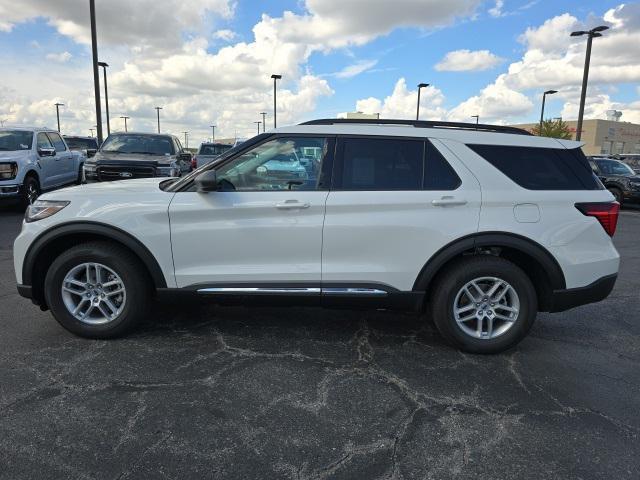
0 162 17 180
25 200 70 223
629 181 640 191
157 165 178 177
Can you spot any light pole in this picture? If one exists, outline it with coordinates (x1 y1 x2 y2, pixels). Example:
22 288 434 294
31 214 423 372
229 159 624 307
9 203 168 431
271 74 282 129
571 25 609 141
254 121 261 135
89 0 103 144
471 115 479 127
260 112 267 132
210 125 215 142
54 103 64 132
155 106 162 133
98 61 110 135
416 83 429 120
183 131 188 148
89 128 95 137
120 116 129 132
539 90 558 135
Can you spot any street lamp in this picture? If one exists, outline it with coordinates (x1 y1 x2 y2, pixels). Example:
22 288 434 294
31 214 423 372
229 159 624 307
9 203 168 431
89 128 95 137
271 74 282 129
416 83 429 120
471 115 479 127
89 0 103 144
155 106 162 133
120 116 129 132
254 121 261 135
98 61 110 135
260 112 267 132
210 125 216 142
571 25 609 141
54 103 64 132
539 90 558 135
183 131 189 148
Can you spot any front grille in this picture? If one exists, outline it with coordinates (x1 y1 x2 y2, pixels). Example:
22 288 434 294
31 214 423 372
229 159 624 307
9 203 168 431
97 165 156 181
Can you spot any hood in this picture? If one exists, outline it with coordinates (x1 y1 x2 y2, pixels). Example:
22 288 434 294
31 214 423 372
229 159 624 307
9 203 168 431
40 177 169 200
92 151 175 164
0 150 30 162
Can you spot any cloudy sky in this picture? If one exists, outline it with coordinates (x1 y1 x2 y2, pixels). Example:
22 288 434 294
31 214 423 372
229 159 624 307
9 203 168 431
0 0 638 143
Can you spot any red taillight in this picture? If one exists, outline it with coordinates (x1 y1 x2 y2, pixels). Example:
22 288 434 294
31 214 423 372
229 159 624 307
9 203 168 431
575 202 620 237
191 157 197 169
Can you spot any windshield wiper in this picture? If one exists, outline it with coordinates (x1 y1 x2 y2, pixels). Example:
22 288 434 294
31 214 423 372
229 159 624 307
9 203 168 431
129 151 158 155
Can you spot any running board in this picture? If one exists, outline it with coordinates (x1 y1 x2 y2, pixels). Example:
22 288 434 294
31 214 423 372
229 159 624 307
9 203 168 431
196 287 387 296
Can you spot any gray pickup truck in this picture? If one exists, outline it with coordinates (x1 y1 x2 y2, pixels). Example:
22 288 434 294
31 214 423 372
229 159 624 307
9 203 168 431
0 127 85 206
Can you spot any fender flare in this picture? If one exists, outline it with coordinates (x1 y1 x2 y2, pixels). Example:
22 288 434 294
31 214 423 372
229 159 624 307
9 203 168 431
412 232 566 292
23 221 168 288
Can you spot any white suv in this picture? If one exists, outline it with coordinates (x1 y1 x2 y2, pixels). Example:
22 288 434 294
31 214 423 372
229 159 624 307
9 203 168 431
13 119 620 353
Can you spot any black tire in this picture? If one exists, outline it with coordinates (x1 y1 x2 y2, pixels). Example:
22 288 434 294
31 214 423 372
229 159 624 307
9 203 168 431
21 174 40 208
429 256 537 354
76 163 84 185
608 187 623 207
44 241 152 339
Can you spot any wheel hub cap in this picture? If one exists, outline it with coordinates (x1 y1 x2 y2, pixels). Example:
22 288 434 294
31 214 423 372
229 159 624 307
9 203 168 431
61 263 126 325
453 276 520 340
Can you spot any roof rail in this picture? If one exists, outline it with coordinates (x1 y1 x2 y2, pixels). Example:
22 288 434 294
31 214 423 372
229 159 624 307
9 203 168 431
299 118 532 136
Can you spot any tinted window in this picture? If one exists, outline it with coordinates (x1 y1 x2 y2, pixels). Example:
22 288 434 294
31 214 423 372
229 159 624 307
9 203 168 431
0 130 33 151
199 144 232 156
468 144 602 190
65 137 98 150
101 134 175 155
47 132 67 152
595 159 635 176
37 132 53 149
215 137 329 191
338 138 423 190
424 140 461 190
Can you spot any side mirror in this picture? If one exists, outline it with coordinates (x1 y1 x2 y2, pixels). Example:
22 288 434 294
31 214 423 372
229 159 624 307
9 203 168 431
178 151 192 162
195 170 219 193
38 147 56 157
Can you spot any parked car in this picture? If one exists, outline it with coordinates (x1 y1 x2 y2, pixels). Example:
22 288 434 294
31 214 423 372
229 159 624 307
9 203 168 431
192 142 233 169
14 119 620 353
611 153 640 173
0 127 85 207
589 157 640 206
83 132 192 181
64 135 99 158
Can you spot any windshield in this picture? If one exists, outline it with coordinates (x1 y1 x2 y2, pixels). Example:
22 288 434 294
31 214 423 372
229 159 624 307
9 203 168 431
596 159 635 176
0 130 33 151
65 137 98 150
199 144 231 156
101 134 175 155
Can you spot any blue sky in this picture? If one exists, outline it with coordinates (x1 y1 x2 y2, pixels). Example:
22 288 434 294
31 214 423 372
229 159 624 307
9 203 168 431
0 0 638 139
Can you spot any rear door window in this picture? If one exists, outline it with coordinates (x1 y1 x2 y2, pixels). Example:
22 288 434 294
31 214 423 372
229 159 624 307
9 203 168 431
424 140 461 190
336 137 424 190
468 144 602 190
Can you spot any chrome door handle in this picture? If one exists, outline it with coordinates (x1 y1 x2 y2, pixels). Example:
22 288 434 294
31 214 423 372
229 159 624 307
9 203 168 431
275 200 310 209
432 197 467 207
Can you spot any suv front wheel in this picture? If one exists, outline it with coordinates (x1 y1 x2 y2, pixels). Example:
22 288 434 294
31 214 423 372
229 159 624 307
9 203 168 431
430 256 537 354
44 241 151 338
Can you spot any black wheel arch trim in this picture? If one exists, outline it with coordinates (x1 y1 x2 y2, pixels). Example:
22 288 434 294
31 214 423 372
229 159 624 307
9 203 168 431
22 221 168 289
412 231 566 292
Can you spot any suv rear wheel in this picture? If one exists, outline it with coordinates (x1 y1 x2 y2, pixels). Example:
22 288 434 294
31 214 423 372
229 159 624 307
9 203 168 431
429 256 537 354
44 241 151 338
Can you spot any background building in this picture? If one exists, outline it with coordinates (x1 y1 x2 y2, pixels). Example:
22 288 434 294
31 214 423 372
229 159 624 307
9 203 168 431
512 118 640 156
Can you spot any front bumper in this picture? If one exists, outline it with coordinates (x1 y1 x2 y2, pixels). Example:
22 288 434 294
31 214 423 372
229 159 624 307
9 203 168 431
548 273 617 312
0 184 22 202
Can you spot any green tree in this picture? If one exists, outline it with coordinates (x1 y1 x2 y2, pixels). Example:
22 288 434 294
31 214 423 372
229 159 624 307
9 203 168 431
531 119 573 139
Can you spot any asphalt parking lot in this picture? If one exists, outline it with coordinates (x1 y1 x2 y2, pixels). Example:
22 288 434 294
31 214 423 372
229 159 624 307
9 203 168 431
0 207 639 480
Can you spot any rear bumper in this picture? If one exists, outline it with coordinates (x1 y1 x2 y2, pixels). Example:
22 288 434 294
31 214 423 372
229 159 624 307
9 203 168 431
548 273 617 313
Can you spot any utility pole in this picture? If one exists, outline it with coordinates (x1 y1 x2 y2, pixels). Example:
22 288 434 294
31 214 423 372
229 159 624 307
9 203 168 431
89 0 103 144
254 121 261 135
98 61 110 135
271 74 282 128
539 90 558 135
416 83 429 120
155 106 162 133
54 103 64 132
210 125 215 142
260 112 267 132
120 116 129 132
183 131 189 148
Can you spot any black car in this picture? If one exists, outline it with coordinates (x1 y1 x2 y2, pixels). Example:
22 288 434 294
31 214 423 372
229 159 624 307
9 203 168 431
84 132 192 181
589 157 640 206
64 135 99 158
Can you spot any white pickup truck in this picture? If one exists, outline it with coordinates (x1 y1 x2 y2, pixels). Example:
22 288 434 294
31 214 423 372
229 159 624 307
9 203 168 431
0 127 85 207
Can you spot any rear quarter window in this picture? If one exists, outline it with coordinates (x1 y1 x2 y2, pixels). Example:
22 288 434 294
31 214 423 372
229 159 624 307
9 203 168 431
468 144 602 190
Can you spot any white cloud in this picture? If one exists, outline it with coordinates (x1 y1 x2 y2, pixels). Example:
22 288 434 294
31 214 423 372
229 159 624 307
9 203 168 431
45 51 73 63
353 78 447 120
488 0 504 18
435 49 504 71
212 29 237 42
332 60 378 79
